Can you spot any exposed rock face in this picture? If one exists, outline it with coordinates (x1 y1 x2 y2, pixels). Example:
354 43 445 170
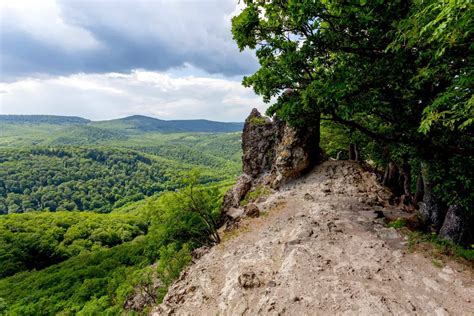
221 174 252 219
241 108 279 178
271 124 319 188
221 109 320 218
439 205 473 246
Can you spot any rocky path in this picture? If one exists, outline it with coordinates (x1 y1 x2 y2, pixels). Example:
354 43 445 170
153 161 473 315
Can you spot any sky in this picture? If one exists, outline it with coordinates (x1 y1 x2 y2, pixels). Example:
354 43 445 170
0 0 267 121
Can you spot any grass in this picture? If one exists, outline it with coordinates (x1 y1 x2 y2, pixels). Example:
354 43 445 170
406 230 474 264
240 185 271 206
387 218 407 229
386 217 473 266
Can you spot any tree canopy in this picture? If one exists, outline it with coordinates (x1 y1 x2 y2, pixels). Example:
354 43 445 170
232 0 473 236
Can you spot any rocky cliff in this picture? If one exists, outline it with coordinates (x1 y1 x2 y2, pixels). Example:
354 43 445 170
221 109 321 222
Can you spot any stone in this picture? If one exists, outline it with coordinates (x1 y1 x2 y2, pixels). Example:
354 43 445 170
221 174 252 216
221 108 322 222
439 205 473 246
227 207 245 220
245 203 260 218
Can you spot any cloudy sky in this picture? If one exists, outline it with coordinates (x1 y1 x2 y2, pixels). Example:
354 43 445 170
0 0 266 121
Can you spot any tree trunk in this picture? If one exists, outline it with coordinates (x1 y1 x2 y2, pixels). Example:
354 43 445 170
414 172 424 205
349 143 356 160
419 162 444 231
383 162 402 196
439 205 473 246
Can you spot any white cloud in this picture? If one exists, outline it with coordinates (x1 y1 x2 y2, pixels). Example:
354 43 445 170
0 69 267 122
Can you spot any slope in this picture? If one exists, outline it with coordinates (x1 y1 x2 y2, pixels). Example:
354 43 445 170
154 160 474 315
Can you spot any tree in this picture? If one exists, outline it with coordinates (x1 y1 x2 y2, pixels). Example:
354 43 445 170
232 0 473 244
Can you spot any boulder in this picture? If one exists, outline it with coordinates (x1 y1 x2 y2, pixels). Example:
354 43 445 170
221 109 321 221
439 205 473 246
272 123 320 188
221 174 252 216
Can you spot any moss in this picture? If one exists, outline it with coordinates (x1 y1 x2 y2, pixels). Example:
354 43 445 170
248 116 268 125
387 218 407 229
240 185 271 206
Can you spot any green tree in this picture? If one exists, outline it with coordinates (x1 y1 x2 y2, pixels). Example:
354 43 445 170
232 0 473 243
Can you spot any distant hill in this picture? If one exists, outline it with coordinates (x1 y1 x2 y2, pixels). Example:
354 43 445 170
0 114 243 133
0 115 90 125
94 115 243 133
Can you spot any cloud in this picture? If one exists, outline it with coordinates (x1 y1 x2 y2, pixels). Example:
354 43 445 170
0 69 268 121
0 0 257 79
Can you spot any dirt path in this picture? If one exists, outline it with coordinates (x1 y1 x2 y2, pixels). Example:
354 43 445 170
153 161 473 315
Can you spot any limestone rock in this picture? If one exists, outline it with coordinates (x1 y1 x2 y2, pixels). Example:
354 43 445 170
272 124 320 188
222 109 321 220
242 108 278 178
221 174 252 216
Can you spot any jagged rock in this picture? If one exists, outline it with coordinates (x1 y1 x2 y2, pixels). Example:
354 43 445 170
227 207 245 220
242 108 278 178
245 203 260 218
222 109 320 220
272 124 320 188
221 174 252 216
439 205 473 246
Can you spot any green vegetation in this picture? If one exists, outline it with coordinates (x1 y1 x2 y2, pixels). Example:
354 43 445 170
387 218 407 229
406 231 474 263
232 0 473 243
0 132 241 214
0 114 241 313
0 171 226 314
0 211 147 278
240 184 271 206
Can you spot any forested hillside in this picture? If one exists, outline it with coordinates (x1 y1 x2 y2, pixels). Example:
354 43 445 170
0 117 242 214
0 115 241 313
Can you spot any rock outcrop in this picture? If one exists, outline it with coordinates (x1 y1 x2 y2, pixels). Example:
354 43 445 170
221 109 320 220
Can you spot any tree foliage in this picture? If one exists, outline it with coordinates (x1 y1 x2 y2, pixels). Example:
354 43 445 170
232 0 473 214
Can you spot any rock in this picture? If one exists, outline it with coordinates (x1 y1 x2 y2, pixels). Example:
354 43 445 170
242 108 278 178
191 246 210 260
238 272 261 289
227 207 245 220
272 123 320 188
221 174 252 216
439 205 473 246
222 108 322 221
245 203 260 218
